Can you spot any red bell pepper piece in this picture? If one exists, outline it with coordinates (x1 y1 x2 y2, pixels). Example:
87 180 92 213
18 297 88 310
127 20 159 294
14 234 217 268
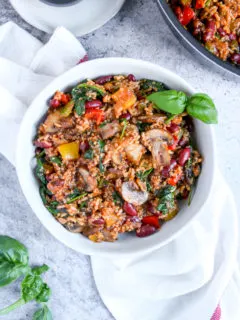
176 6 195 26
142 215 160 229
85 108 104 125
195 0 205 9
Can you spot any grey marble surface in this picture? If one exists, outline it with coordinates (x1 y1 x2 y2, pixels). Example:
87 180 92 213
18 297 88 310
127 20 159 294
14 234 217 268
0 0 239 319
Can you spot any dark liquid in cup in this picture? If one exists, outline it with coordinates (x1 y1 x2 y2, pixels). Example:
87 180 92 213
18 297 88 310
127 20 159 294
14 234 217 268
40 0 80 6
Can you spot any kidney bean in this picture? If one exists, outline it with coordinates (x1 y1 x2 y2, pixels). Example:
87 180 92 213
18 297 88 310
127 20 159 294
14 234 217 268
167 123 179 133
178 135 189 147
229 33 237 41
162 159 177 178
185 116 194 132
85 99 103 109
146 202 156 214
120 112 131 121
123 202 138 216
79 141 90 153
50 99 60 108
136 225 156 238
218 27 226 37
34 141 52 148
178 147 191 166
203 20 216 42
92 218 105 225
230 53 240 64
95 75 113 85
127 74 136 81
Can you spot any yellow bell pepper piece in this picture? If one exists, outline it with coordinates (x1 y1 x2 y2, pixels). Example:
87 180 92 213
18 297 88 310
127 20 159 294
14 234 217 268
58 141 79 160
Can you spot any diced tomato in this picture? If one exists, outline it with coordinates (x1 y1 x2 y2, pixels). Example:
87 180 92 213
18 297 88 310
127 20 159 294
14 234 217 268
85 108 104 125
167 165 183 186
61 93 71 105
142 215 160 229
195 0 205 9
177 6 195 26
168 135 178 151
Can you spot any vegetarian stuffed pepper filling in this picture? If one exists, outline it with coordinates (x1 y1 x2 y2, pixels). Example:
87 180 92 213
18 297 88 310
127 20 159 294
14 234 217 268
34 74 216 242
169 0 240 65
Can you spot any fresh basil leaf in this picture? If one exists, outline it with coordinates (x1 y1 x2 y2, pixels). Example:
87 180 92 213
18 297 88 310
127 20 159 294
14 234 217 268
147 90 187 115
50 157 61 166
0 236 30 287
32 264 49 276
186 93 218 124
33 305 52 320
84 149 94 159
35 283 51 303
21 273 44 303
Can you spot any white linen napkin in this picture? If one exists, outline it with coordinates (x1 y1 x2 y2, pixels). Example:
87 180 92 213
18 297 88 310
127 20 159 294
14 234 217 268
92 173 239 320
0 22 238 320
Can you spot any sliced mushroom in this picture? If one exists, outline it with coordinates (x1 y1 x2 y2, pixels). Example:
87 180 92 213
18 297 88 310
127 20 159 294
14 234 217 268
78 167 97 192
137 115 166 123
142 129 173 168
152 140 170 169
44 112 62 133
65 222 84 233
99 121 120 139
143 129 173 145
121 181 148 205
125 143 146 165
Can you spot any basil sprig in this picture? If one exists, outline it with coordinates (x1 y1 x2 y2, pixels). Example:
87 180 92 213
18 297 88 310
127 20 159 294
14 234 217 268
147 90 217 124
0 236 52 319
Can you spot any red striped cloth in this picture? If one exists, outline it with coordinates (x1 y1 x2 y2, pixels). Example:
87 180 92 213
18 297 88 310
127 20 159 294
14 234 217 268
211 305 221 320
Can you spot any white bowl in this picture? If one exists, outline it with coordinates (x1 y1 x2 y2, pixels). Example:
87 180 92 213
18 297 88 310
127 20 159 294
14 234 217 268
16 58 216 258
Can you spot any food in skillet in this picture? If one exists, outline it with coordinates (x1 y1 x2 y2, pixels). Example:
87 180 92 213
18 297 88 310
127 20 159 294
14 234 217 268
34 74 217 242
169 0 240 65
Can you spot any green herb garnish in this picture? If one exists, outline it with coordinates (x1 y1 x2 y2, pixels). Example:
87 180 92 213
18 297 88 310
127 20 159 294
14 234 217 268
112 191 124 206
98 139 105 153
79 201 87 209
136 168 153 192
84 149 94 159
36 150 45 158
36 158 46 184
136 121 150 132
147 90 217 124
120 119 128 139
156 185 176 214
66 189 87 204
50 156 61 166
0 236 52 318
